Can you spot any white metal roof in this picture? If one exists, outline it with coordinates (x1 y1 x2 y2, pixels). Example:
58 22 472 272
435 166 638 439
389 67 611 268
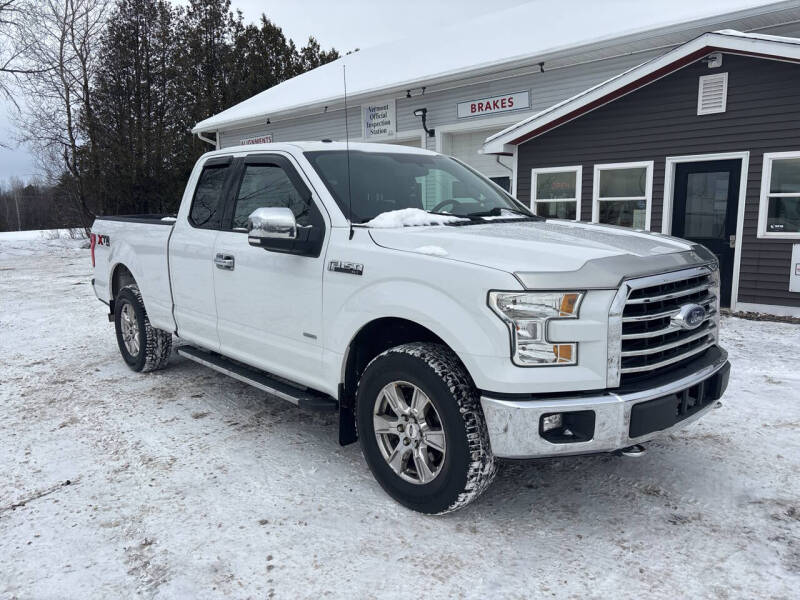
192 0 792 134
481 29 800 154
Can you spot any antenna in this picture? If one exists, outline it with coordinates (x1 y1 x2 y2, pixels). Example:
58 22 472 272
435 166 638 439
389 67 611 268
343 64 354 240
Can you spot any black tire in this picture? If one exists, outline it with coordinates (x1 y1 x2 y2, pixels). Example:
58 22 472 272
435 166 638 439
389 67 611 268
114 284 172 373
356 342 497 514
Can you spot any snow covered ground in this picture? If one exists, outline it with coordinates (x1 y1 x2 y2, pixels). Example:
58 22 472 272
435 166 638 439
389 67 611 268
1 233 799 599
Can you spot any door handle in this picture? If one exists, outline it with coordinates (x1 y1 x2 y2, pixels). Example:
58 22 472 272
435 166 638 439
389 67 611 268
729 234 736 249
214 253 235 270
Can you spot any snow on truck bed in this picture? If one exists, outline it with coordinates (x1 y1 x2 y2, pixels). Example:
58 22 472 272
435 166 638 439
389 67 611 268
1 234 799 598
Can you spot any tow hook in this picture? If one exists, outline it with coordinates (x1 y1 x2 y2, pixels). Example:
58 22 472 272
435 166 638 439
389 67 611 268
714 401 723 409
618 444 647 457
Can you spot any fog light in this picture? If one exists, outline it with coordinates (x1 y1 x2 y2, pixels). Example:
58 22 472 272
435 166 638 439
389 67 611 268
540 410 596 444
541 413 563 432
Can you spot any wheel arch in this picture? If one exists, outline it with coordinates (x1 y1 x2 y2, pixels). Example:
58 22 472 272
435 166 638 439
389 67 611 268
108 263 137 313
337 316 474 446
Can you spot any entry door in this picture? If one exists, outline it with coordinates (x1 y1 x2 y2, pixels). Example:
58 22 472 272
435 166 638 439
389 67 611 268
672 160 740 307
212 154 328 389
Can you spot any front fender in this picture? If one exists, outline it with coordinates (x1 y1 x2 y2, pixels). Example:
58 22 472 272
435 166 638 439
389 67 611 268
325 272 520 390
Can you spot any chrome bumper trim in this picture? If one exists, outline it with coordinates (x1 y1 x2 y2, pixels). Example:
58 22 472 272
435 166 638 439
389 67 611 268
480 350 728 459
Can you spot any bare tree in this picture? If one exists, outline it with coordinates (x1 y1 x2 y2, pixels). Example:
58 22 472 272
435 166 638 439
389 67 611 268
1 0 30 104
14 0 110 229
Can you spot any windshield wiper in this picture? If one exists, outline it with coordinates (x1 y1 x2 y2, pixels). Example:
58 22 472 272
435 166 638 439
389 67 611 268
463 207 533 218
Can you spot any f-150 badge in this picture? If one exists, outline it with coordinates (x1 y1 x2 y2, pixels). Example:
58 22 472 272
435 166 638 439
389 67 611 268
328 260 363 276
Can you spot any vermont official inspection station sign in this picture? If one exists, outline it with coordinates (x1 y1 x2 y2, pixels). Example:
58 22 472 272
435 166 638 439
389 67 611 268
362 99 396 139
457 91 530 118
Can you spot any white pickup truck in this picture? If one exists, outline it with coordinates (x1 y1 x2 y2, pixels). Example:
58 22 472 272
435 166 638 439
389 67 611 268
91 141 730 514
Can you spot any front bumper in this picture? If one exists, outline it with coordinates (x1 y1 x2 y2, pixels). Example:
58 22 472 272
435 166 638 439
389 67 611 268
480 347 729 459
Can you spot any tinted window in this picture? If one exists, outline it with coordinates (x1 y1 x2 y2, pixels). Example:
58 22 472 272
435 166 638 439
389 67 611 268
190 164 230 229
232 164 312 229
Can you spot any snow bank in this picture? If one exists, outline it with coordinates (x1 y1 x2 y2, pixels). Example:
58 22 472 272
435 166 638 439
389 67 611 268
0 228 85 242
364 208 465 228
413 245 449 257
0 229 88 256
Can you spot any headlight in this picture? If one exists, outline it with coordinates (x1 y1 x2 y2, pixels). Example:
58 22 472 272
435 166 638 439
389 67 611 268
488 291 584 366
709 266 721 343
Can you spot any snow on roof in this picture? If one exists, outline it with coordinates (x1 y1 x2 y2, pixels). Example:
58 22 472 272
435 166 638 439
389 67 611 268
193 0 785 133
482 28 800 153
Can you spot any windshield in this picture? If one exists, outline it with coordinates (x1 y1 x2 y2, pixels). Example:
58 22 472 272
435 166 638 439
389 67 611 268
304 150 533 223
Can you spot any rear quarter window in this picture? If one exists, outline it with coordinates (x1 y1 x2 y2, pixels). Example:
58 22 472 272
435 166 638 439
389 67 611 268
190 163 231 229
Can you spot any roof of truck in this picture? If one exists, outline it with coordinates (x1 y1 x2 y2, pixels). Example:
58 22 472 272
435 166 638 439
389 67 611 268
192 0 793 134
206 141 438 156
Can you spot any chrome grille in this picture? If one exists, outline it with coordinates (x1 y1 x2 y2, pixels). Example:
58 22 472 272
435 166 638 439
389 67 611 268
617 267 719 382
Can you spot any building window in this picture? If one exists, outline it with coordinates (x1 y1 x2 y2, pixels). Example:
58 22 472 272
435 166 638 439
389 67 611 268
758 152 800 238
531 166 581 220
592 161 653 229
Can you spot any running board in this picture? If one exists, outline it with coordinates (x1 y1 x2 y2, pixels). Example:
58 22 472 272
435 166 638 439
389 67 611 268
176 345 337 411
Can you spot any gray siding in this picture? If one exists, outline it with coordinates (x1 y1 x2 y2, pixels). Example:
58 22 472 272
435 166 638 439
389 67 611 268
515 53 800 308
218 50 663 147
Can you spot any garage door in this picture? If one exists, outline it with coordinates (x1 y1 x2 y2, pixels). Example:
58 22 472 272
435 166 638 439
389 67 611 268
443 129 513 190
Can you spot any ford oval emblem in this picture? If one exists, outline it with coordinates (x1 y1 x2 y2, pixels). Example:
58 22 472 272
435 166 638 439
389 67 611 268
671 303 707 330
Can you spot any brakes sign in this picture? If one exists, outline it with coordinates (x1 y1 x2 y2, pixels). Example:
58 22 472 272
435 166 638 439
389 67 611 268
457 91 530 118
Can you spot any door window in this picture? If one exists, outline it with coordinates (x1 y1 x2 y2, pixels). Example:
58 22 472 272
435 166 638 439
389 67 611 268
232 164 312 230
189 163 231 229
683 171 730 238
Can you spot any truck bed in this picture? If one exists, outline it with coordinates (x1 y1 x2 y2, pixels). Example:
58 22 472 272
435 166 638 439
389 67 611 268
91 215 176 332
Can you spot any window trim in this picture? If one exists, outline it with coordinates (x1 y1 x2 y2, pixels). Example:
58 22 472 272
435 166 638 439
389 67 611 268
592 160 654 230
225 153 320 233
757 151 800 239
530 165 582 221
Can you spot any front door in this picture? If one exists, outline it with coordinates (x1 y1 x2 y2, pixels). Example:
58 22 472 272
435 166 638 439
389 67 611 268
672 160 741 307
212 153 328 391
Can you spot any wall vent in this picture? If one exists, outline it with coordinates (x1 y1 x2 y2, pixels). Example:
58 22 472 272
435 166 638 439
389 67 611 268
697 73 728 115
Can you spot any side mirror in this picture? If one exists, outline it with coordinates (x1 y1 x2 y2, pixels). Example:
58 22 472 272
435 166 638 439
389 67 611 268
247 207 297 247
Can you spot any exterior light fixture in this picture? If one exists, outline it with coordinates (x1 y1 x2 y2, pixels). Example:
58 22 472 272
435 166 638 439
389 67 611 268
413 107 435 137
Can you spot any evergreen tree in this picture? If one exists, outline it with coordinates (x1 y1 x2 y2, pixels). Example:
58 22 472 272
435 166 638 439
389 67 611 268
59 0 341 219
91 0 184 214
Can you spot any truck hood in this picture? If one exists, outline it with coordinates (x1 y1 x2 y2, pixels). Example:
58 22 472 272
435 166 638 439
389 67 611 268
368 219 713 288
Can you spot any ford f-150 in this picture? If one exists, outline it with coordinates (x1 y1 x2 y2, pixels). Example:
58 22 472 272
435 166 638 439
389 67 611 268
91 141 730 514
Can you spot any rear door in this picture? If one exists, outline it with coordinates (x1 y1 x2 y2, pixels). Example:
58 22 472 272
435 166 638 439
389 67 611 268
212 153 329 388
169 156 235 351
